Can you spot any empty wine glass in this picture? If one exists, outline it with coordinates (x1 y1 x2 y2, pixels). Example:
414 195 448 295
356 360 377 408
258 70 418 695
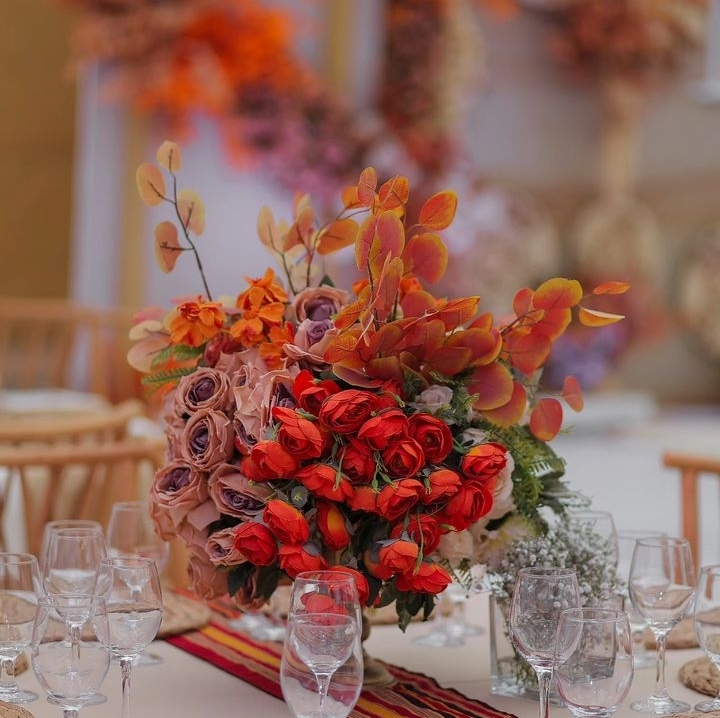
509 567 581 718
281 570 362 718
31 594 111 718
629 536 696 715
106 501 170 666
94 556 163 718
616 529 667 669
555 607 635 718
39 520 104 575
693 564 720 712
568 510 619 565
43 526 107 597
0 553 42 704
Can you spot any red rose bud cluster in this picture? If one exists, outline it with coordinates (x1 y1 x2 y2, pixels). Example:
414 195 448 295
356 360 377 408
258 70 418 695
235 372 507 604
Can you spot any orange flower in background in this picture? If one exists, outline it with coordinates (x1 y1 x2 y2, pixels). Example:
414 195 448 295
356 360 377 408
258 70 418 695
168 298 224 347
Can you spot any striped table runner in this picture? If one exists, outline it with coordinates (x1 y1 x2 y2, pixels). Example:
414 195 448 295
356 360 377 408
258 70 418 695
167 613 518 718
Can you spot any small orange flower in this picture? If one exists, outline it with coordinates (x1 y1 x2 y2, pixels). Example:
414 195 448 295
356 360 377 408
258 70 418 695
168 298 225 347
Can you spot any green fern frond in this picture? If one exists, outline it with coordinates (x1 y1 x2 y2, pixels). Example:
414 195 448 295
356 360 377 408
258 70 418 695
150 343 203 370
141 366 197 390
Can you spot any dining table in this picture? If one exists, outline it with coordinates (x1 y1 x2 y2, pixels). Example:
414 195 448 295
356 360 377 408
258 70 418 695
11 590 711 718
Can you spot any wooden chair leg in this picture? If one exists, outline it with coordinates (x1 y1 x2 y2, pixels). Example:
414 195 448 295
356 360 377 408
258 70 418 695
680 468 700 566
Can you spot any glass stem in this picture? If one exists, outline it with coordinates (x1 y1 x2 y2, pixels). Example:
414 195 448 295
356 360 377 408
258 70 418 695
652 630 670 699
120 656 133 718
314 670 333 714
0 657 17 693
535 667 553 718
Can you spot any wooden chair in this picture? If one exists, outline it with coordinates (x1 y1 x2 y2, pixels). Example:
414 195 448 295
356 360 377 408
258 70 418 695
662 450 720 565
0 296 142 404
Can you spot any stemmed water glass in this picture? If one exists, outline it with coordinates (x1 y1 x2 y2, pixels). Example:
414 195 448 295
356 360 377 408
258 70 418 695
42 526 108 597
281 570 362 718
31 594 110 718
692 564 720 712
509 567 582 718
0 553 43 704
628 536 696 715
94 556 163 718
106 500 170 665
616 529 667 669
554 607 635 718
39 520 104 575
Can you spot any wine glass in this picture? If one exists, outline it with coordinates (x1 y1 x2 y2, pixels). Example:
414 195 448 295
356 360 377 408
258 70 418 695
281 570 362 718
94 556 163 718
692 564 720 712
0 553 42 704
628 536 696 715
568 510 619 565
39 520 104 575
31 594 110 718
554 607 635 718
509 567 581 718
106 500 170 665
616 529 667 669
43 526 108 597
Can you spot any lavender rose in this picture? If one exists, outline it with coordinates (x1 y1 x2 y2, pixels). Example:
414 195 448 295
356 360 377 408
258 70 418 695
149 460 209 540
208 463 272 519
205 527 248 567
181 408 235 470
174 367 234 416
292 286 348 322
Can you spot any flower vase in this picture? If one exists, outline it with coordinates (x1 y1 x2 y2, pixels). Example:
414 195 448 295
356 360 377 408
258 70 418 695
489 594 562 704
361 611 395 688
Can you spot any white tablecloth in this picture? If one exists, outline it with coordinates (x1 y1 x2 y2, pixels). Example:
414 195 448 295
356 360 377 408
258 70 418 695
13 592 709 718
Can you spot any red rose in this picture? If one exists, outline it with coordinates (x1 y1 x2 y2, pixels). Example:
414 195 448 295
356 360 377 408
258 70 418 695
379 539 419 574
348 486 379 513
295 463 354 502
460 442 508 486
293 370 340 415
318 390 377 433
263 499 310 545
278 543 328 578
381 438 425 479
363 547 394 581
248 440 299 479
422 468 462 505
233 523 278 565
391 514 443 554
436 484 493 531
315 501 351 551
357 409 409 451
338 441 376 484
375 478 424 521
395 561 452 595
324 566 371 606
408 414 453 464
272 406 327 460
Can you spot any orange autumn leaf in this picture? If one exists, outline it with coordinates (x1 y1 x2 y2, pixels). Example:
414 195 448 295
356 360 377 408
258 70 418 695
398 318 447 355
504 331 552 375
403 232 448 284
357 167 377 207
368 212 405 276
578 306 626 327
433 296 481 332
529 397 563 441
562 375 584 412
378 175 410 210
340 185 361 209
355 215 379 269
446 327 502 367
368 256 404 320
418 190 457 231
154 221 182 273
177 189 205 235
400 290 438 318
513 287 534 318
424 345 473 376
315 218 359 255
592 281 631 296
482 381 528 427
136 163 166 206
156 141 182 172
467 362 514 411
527 306 572 342
533 278 583 310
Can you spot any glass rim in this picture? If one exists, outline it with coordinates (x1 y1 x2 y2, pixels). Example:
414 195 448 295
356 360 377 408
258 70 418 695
44 519 103 529
517 566 577 577
49 526 105 537
0 552 38 565
636 536 690 548
616 529 667 538
99 556 157 568
293 569 358 583
110 500 148 510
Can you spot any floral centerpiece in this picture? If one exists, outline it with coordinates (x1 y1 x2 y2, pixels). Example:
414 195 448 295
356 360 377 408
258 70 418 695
130 141 627 630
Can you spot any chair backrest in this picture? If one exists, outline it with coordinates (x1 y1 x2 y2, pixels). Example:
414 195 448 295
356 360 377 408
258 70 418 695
662 450 720 566
0 435 167 557
0 296 141 403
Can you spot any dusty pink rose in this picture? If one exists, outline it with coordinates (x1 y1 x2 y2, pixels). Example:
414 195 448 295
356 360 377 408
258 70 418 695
186 547 229 600
149 460 209 540
174 367 234 416
205 527 249 567
292 286 348 322
181 408 235 470
176 500 222 552
208 463 272 519
283 324 339 367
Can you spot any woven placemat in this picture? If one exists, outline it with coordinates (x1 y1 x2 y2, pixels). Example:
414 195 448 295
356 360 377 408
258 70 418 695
158 591 212 638
0 701 35 718
679 656 720 697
